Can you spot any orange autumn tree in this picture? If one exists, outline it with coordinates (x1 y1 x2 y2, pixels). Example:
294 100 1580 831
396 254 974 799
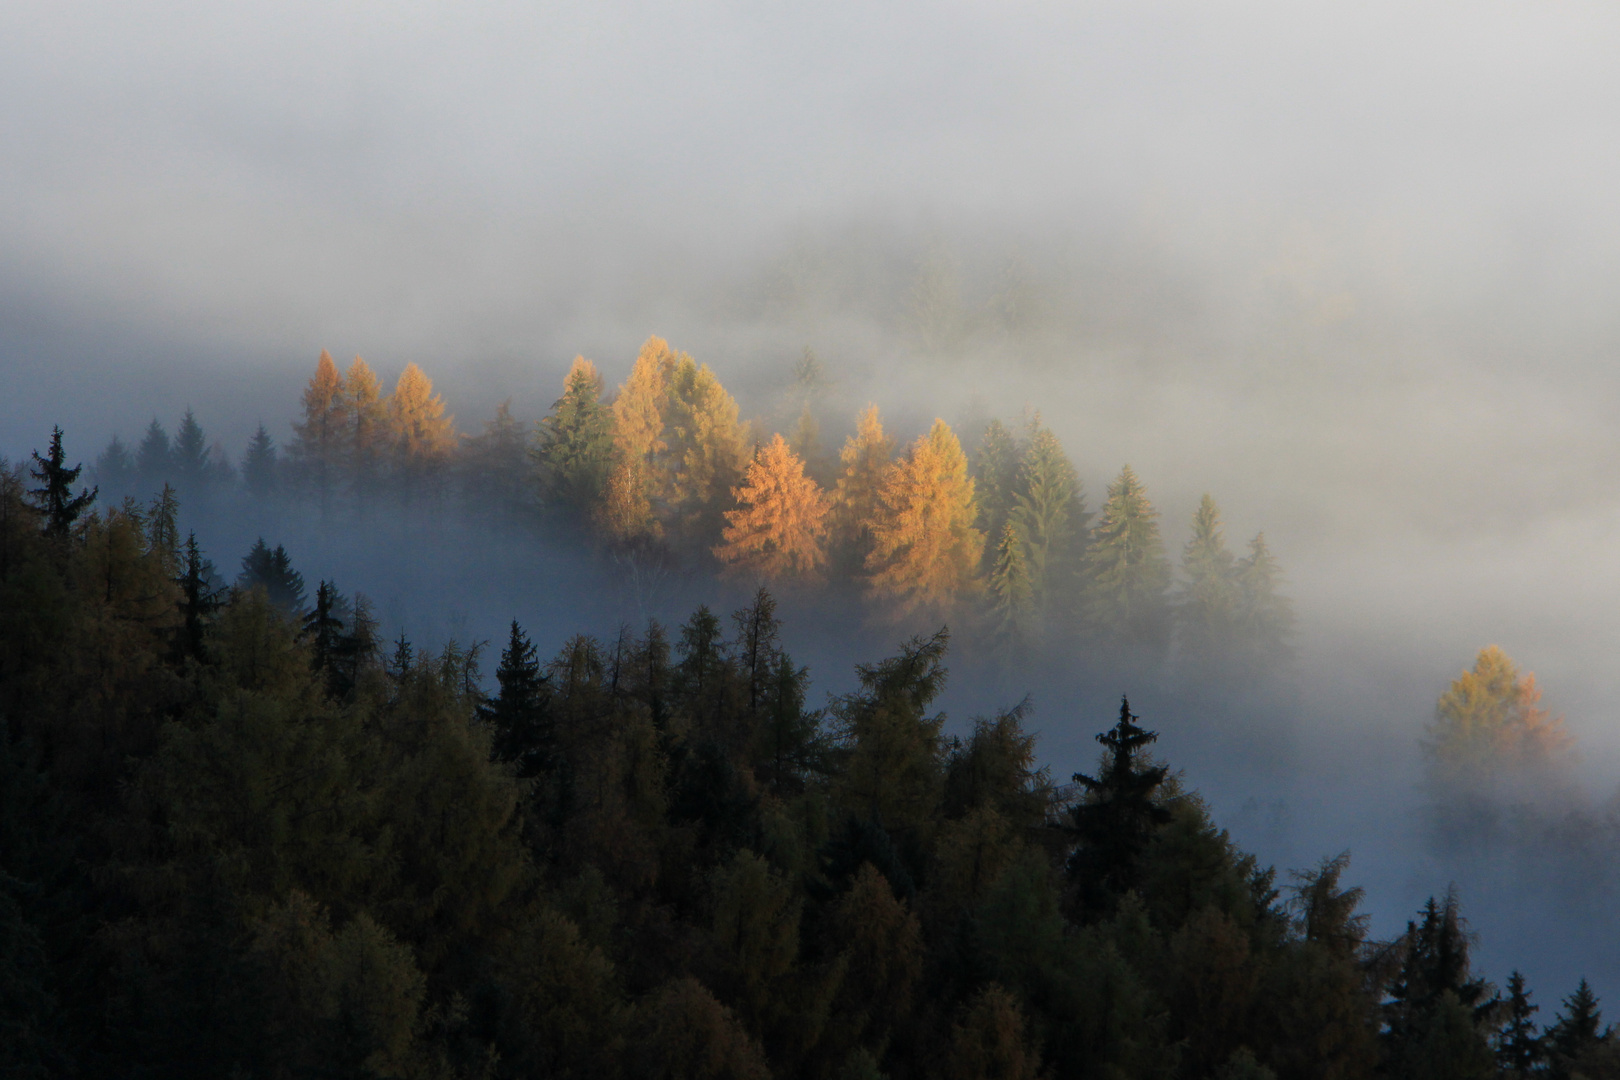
1426 645 1571 789
289 349 346 507
831 405 894 562
714 434 831 582
388 362 457 485
612 336 678 503
866 418 984 620
341 356 389 491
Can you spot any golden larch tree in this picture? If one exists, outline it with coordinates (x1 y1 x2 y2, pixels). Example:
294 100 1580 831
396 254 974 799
1427 645 1571 788
832 404 894 549
866 418 984 621
388 362 457 482
612 336 678 498
341 356 389 489
714 434 831 583
289 349 346 507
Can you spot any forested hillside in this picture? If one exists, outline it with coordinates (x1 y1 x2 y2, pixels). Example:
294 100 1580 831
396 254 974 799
87 340 1291 683
4 427 1619 1079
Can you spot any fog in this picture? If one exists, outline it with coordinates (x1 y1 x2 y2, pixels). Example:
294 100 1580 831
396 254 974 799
6 0 1620 1009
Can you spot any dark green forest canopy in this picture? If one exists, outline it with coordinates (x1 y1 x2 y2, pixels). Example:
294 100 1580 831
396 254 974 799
2 432 1613 1080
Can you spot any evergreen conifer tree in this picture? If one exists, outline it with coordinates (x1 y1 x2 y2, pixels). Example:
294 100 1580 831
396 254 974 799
1382 891 1496 1077
238 538 307 614
172 408 210 494
301 581 346 690
866 418 984 622
1234 532 1295 673
1175 494 1239 678
1082 465 1172 660
1064 697 1173 913
289 350 346 511
136 418 172 492
1495 971 1543 1078
714 435 830 583
460 399 532 522
665 353 750 543
1010 421 1086 619
537 357 615 513
481 621 552 777
1548 979 1606 1078
176 531 223 663
94 435 135 500
241 424 279 498
971 418 1022 547
986 520 1034 666
28 426 96 540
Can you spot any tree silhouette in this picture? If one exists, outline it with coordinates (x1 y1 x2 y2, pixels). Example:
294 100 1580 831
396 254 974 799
28 426 96 540
241 424 279 498
238 538 307 614
1064 696 1172 913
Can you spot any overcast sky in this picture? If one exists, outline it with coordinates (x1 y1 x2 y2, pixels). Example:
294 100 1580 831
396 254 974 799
8 0 1620 990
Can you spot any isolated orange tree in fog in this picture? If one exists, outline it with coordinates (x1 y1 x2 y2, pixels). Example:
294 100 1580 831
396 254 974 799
714 433 830 582
1426 644 1571 787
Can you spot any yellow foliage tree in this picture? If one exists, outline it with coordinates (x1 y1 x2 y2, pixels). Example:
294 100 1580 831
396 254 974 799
341 356 388 488
1427 645 1571 788
290 349 346 506
866 418 984 621
388 362 457 482
832 404 893 550
594 457 661 547
611 336 678 499
714 434 830 583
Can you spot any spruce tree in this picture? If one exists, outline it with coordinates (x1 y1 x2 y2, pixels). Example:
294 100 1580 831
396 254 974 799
461 399 532 522
1010 421 1085 618
1495 971 1543 1078
1233 531 1294 673
241 424 279 498
971 418 1022 547
1175 494 1239 678
176 531 223 663
94 435 135 500
986 519 1034 665
664 353 750 544
1064 696 1172 913
1082 465 1171 660
536 357 616 514
136 417 172 491
238 538 307 614
28 426 96 540
1548 979 1606 1079
301 581 346 691
172 408 210 493
1382 891 1496 1076
479 621 551 779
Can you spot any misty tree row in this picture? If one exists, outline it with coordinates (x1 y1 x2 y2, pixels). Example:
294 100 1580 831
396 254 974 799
88 339 1292 679
4 443 1615 1079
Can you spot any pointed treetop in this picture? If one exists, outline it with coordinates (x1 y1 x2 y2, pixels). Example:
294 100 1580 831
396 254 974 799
29 426 97 539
